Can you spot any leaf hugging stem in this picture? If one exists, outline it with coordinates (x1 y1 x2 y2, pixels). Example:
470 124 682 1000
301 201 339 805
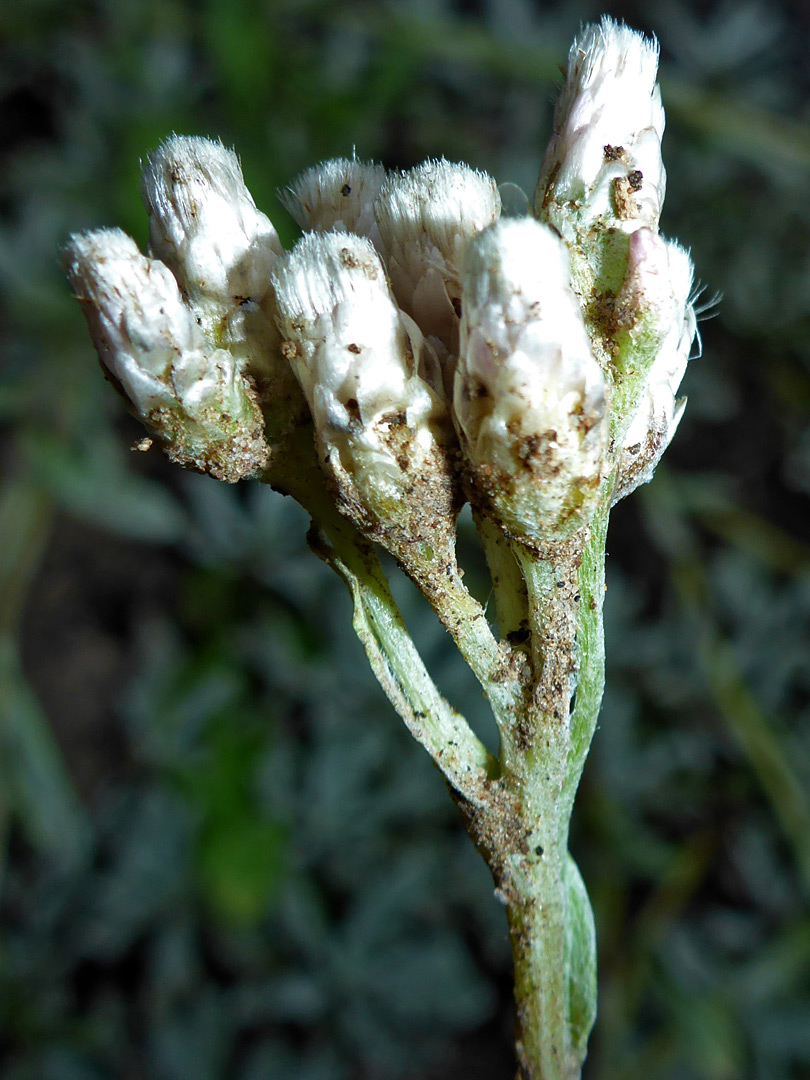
295 452 609 1080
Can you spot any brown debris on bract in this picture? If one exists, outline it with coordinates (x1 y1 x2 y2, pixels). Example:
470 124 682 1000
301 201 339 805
603 144 628 163
338 244 379 278
611 175 641 220
148 376 272 484
612 403 680 504
320 419 461 564
458 445 603 554
516 431 564 476
279 340 300 364
534 160 561 219
161 420 271 483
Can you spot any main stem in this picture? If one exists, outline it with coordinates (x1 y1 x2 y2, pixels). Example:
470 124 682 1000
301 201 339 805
507 812 573 1079
504 508 608 1080
279 435 610 1079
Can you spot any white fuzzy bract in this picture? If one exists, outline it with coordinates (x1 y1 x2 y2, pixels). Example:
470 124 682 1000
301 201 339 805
535 17 665 240
455 218 608 542
280 158 386 248
271 231 454 535
142 135 296 400
374 160 501 373
65 228 269 482
68 17 700 525
143 136 282 307
614 231 697 497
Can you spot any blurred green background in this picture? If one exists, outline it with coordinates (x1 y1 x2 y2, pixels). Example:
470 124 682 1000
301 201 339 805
2 0 810 1077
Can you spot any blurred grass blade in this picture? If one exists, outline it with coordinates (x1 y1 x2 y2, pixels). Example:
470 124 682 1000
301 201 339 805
642 474 810 896
0 476 91 878
0 633 92 872
23 427 189 544
0 477 52 633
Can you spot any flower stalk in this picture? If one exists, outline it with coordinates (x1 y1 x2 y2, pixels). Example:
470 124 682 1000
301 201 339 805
66 18 698 1079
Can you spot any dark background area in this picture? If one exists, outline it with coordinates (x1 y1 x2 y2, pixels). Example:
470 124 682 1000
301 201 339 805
2 1 810 1077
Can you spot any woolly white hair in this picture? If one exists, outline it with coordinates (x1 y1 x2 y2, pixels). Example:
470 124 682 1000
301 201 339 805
535 17 665 237
455 218 608 541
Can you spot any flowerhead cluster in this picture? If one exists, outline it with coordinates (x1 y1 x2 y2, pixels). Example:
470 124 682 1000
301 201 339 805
67 17 697 555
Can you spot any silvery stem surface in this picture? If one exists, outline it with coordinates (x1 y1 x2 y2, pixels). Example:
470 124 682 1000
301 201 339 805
303 469 608 1079
504 509 607 1080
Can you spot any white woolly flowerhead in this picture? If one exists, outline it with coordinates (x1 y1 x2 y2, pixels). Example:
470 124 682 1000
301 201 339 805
271 231 457 547
142 136 282 307
613 234 697 499
142 135 300 412
455 218 608 543
280 158 386 248
535 18 665 242
65 228 270 482
374 159 501 375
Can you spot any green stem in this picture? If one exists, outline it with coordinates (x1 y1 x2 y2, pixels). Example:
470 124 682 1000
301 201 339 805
508 541 578 783
399 547 524 732
265 451 498 801
475 509 530 640
501 508 608 1080
507 822 574 1080
315 519 498 801
271 441 607 1080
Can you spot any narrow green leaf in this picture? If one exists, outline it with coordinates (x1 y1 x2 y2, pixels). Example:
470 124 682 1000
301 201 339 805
0 635 91 869
565 853 598 1065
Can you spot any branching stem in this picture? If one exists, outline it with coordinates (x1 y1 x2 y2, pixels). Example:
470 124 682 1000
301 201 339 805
266 451 498 801
396 544 525 731
491 510 608 1080
313 521 499 802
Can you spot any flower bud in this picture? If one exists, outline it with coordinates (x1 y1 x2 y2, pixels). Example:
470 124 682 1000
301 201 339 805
142 135 306 447
143 135 282 310
613 235 697 499
65 228 270 482
534 18 664 244
280 157 386 248
374 159 501 382
271 231 458 549
454 218 608 544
